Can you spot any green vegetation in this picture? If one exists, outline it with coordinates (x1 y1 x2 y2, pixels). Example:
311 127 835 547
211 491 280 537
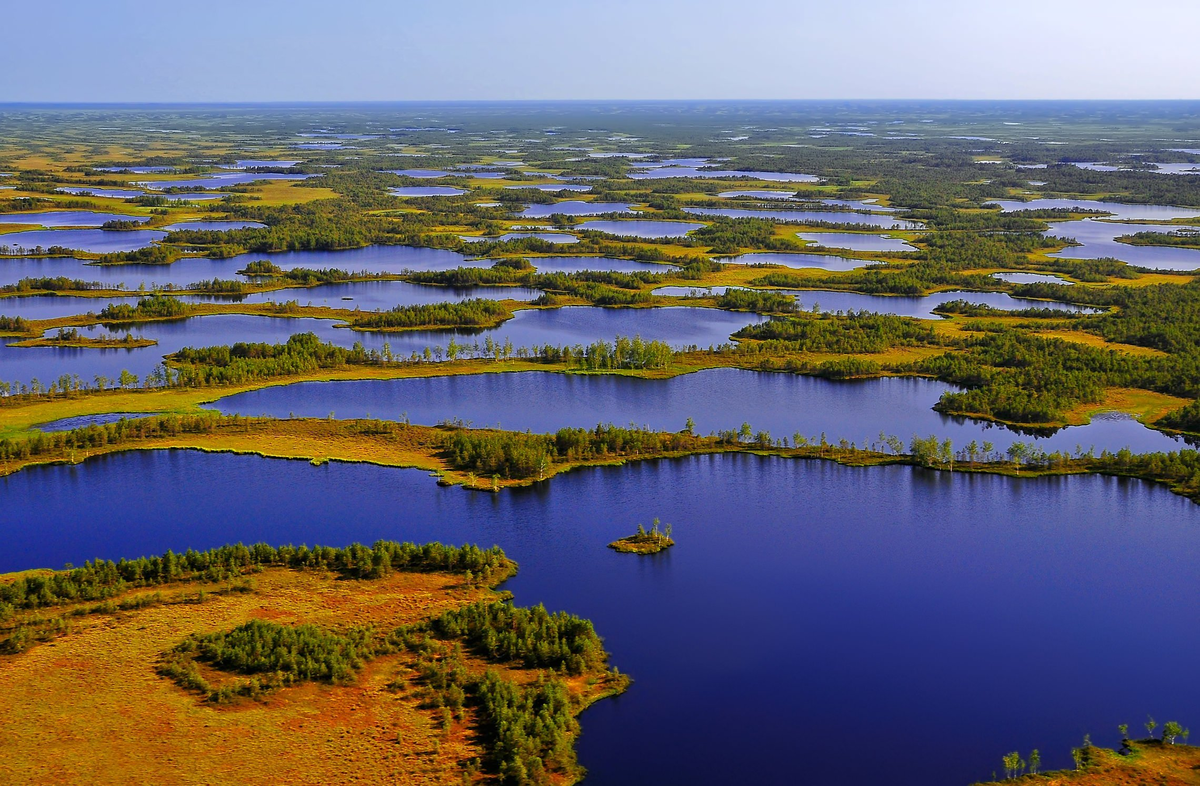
609 518 675 554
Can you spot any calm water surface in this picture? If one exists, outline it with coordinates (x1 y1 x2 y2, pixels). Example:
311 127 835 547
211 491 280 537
521 202 635 218
210 370 1184 453
683 207 920 230
0 307 763 384
390 187 467 197
0 211 149 228
1 451 1195 786
0 228 166 253
578 220 703 238
719 252 873 270
799 232 917 252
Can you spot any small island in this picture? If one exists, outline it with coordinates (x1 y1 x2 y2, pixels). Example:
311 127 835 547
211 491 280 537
609 518 675 554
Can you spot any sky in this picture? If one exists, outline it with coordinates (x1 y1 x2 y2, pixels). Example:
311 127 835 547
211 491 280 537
4 0 1199 102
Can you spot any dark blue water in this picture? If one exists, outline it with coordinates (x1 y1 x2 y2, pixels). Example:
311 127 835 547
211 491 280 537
629 167 819 182
140 173 317 190
505 184 592 192
0 307 764 384
208 369 1185 454
385 169 450 178
527 256 677 273
684 207 921 230
56 187 146 199
222 160 303 169
649 287 1093 318
578 220 703 238
0 294 143 320
390 187 467 197
160 221 266 232
0 228 166 253
989 199 1200 222
719 252 873 270
521 202 635 218
0 211 149 227
461 232 578 244
0 246 480 289
1 451 1195 786
1048 219 1200 272
798 232 917 253
991 272 1074 285
33 412 153 432
180 281 543 310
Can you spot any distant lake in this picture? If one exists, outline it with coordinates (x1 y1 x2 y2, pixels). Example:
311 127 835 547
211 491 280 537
0 211 148 228
684 207 920 230
719 252 875 271
56 187 146 199
798 232 917 253
209 369 1181 454
630 167 819 182
0 228 165 254
578 220 704 238
521 202 635 217
390 186 467 197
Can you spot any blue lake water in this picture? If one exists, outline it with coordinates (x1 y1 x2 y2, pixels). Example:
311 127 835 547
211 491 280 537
630 167 819 182
222 160 303 169
210 369 1184 454
991 272 1075 285
0 295 144 321
0 306 764 384
1048 219 1200 271
0 211 149 228
798 232 917 252
504 184 593 192
525 256 677 273
521 202 635 218
1 451 1195 786
990 198 1200 222
0 228 166 254
719 252 874 270
386 169 450 179
0 246 482 290
390 187 468 197
181 281 543 310
461 233 578 244
56 187 146 199
644 287 1092 319
684 207 920 229
160 221 267 232
95 166 175 174
578 220 704 238
140 173 317 190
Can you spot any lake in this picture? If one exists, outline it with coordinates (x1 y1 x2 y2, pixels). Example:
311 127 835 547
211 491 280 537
390 187 468 197
798 232 917 252
990 272 1075 285
1049 219 1200 272
56 187 147 199
1 450 1194 786
578 220 704 238
989 198 1200 222
0 306 764 384
629 167 819 182
209 369 1184 454
718 252 874 270
0 211 149 228
139 173 317 190
520 202 636 218
504 184 593 192
0 228 166 254
683 207 921 230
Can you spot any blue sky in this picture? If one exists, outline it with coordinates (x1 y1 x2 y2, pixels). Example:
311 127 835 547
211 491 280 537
4 0 1198 101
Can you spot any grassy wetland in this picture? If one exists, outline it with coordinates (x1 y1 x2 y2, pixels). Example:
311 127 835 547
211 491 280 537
2 102 1200 785
0 541 626 785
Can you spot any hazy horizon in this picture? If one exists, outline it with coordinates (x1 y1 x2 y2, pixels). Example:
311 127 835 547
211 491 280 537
5 0 1198 103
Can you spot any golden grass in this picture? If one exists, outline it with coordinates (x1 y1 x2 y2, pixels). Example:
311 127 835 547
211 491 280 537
974 742 1200 786
1064 388 1190 427
0 568 509 785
